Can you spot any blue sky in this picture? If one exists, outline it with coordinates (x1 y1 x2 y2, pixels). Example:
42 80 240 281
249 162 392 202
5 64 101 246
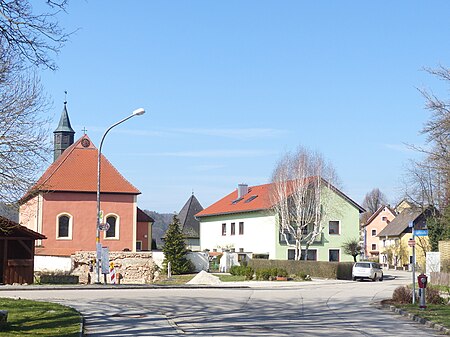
38 1 450 213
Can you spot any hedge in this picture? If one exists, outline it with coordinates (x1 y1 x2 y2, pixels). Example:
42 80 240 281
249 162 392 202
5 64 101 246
248 259 353 280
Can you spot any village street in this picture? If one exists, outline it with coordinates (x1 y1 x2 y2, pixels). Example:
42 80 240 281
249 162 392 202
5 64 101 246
0 270 441 336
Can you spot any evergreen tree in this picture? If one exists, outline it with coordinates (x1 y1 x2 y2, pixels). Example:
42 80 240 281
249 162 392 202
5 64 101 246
162 215 193 275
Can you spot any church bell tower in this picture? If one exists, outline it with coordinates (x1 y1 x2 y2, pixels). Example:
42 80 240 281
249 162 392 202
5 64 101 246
53 101 75 161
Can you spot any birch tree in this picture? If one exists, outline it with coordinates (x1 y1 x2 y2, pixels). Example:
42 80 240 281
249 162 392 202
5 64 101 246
270 147 338 260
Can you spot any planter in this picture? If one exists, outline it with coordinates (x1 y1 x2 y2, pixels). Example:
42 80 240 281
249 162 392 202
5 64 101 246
276 276 288 281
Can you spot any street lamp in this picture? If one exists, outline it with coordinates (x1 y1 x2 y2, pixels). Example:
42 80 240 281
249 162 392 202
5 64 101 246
95 108 145 283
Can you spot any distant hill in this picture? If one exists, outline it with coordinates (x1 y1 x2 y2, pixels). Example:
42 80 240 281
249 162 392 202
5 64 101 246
143 210 173 249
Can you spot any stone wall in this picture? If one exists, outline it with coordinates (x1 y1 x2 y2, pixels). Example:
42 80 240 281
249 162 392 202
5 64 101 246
72 251 158 284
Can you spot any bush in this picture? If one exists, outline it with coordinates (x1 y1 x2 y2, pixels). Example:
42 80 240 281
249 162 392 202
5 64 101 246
229 265 254 280
426 286 445 304
248 259 353 280
276 268 288 277
296 271 310 280
392 286 412 304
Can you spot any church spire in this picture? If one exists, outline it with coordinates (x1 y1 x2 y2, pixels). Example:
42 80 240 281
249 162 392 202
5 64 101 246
53 100 75 161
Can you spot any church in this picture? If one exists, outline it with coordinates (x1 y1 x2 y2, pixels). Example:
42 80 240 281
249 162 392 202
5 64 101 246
19 102 153 262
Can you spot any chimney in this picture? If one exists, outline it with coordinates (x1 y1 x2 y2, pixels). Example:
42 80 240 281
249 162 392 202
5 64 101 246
237 183 249 199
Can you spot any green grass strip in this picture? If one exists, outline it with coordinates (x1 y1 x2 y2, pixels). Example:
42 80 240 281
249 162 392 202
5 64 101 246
0 298 81 337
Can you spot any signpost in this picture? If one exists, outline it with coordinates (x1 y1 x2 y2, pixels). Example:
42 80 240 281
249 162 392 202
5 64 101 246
414 229 428 237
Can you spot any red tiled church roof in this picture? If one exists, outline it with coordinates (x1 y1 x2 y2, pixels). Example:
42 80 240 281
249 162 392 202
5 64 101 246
21 135 140 202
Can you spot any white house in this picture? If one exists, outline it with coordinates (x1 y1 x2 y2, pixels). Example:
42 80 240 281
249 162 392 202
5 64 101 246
196 182 364 261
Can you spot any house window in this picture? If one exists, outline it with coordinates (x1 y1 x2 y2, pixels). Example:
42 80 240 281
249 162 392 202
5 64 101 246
230 222 235 235
371 243 377 251
136 241 142 251
105 214 119 239
288 249 296 260
239 248 244 252
328 221 340 235
222 223 226 236
382 216 387 221
371 229 377 236
57 214 72 239
239 222 244 235
301 249 317 261
329 249 340 262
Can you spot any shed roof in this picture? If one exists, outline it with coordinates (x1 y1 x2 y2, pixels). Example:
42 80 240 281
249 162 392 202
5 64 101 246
0 216 46 239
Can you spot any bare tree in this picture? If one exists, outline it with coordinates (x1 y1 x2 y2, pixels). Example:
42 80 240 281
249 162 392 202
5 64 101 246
359 188 388 225
270 147 338 260
0 1 69 210
413 65 450 207
362 188 387 215
0 51 50 205
0 0 70 70
402 65 450 249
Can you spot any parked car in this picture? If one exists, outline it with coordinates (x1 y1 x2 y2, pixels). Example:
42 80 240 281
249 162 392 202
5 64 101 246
352 262 383 281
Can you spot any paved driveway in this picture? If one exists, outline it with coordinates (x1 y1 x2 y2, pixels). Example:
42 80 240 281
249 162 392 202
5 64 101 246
0 270 440 336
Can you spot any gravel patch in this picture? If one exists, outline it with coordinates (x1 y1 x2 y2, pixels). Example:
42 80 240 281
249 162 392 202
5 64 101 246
187 271 222 285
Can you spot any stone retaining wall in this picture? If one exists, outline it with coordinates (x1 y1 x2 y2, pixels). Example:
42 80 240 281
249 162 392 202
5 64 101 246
72 251 158 284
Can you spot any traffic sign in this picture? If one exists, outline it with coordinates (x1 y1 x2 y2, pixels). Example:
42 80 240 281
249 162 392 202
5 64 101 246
408 239 416 247
98 222 110 231
415 229 428 237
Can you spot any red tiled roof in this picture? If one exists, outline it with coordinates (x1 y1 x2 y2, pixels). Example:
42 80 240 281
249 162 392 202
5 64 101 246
196 183 275 217
196 179 365 218
21 135 140 202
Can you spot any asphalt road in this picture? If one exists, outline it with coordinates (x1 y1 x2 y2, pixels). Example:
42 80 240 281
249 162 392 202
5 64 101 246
0 270 441 336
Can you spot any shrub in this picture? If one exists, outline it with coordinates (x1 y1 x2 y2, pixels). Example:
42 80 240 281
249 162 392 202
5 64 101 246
248 259 353 280
229 265 254 279
426 286 445 304
255 268 272 280
296 271 309 280
392 286 412 304
276 268 288 277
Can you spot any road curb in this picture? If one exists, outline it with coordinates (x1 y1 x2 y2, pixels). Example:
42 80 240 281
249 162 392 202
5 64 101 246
380 303 450 335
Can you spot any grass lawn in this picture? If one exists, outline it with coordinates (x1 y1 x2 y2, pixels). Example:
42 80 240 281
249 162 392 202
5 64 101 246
399 304 450 328
0 298 81 337
214 274 246 282
155 274 197 285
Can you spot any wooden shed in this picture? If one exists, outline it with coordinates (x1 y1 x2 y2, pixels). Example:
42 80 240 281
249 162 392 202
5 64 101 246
0 216 46 284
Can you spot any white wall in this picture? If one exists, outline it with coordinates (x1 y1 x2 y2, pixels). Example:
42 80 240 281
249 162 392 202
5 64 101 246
34 255 72 273
200 213 277 258
151 251 208 272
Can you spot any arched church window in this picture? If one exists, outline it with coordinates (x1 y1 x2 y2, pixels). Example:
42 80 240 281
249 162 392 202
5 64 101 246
105 214 119 239
57 214 72 239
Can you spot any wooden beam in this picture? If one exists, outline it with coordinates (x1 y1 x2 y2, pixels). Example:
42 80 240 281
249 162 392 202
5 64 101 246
17 240 32 255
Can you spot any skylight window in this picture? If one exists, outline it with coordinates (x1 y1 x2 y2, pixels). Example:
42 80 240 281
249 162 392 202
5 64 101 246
232 197 243 204
245 195 258 203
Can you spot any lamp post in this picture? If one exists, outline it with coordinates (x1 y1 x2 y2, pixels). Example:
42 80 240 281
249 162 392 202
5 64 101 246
95 108 145 283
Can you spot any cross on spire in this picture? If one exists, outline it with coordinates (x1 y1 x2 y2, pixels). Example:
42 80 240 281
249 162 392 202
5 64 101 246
82 127 88 135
